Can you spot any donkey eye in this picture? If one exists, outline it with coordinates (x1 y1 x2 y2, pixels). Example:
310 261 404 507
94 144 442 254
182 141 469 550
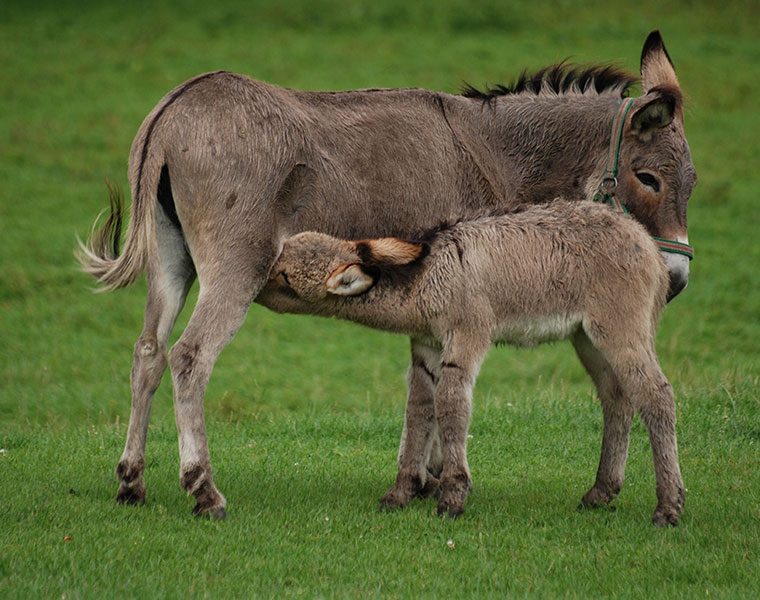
635 171 661 193
280 271 291 285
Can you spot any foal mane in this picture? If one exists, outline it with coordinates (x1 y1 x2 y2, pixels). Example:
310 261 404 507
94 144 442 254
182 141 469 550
462 63 637 100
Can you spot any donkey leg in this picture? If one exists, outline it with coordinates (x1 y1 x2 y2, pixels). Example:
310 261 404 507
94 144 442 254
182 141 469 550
381 340 442 510
435 332 489 518
572 331 634 509
117 212 195 505
168 272 257 519
608 348 684 526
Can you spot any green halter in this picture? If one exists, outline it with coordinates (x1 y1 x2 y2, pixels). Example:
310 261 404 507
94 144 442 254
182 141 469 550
593 97 694 260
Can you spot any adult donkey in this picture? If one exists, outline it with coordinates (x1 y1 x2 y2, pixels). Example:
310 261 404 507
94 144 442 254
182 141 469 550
79 31 695 519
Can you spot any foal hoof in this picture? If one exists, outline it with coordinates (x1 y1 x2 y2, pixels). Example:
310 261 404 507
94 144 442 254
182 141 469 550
652 508 679 527
418 476 441 499
378 490 409 513
192 503 227 520
577 500 616 512
437 500 464 519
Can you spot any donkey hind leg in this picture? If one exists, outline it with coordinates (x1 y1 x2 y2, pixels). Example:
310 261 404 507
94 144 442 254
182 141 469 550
381 341 442 511
168 270 260 519
117 209 195 505
572 330 634 510
599 340 684 526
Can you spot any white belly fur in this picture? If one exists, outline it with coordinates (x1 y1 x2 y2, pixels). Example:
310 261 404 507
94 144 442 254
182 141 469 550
493 313 583 347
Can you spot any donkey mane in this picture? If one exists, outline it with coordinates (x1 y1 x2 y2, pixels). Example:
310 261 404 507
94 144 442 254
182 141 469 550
462 63 637 100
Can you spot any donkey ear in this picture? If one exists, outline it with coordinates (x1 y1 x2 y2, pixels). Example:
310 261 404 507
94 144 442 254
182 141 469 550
631 93 676 142
355 238 428 265
640 30 679 93
326 263 376 296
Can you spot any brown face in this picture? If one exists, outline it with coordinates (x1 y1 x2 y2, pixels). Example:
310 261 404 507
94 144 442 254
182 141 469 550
616 96 696 301
270 232 360 302
612 31 697 301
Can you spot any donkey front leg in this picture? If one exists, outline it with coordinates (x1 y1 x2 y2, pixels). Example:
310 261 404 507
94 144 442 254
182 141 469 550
435 332 489 518
381 340 442 511
168 283 252 519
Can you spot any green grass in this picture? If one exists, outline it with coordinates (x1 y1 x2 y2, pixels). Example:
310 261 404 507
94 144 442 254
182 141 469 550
1 0 759 597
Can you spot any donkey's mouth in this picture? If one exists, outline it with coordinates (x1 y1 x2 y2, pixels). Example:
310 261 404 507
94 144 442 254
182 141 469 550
663 251 690 303
666 275 687 302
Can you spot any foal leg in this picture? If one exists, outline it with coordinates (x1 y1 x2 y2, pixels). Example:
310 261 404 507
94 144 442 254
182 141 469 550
117 210 195 504
614 352 683 526
572 330 634 508
435 331 490 518
381 340 442 510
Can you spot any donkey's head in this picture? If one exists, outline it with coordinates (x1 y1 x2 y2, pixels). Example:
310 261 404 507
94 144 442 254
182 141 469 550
613 31 696 300
271 232 426 301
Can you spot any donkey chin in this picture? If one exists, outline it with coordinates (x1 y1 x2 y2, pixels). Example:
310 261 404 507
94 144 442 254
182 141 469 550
664 252 689 302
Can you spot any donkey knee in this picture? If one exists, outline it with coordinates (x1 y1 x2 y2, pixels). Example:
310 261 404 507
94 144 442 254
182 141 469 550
132 335 168 387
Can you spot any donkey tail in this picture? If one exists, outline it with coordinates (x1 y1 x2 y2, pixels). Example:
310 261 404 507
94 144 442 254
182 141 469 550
76 145 162 292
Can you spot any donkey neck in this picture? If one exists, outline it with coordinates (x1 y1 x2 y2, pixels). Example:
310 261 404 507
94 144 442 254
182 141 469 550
458 93 622 203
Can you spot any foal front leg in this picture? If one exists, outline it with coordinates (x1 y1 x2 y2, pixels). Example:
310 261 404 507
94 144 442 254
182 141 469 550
572 331 634 508
622 359 684 526
381 340 442 510
435 331 489 518
604 342 684 526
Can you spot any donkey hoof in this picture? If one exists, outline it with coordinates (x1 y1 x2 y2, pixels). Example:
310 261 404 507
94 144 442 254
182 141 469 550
417 476 441 499
579 484 620 508
577 501 616 512
378 491 409 512
437 501 464 519
116 483 146 505
652 508 679 527
192 502 227 520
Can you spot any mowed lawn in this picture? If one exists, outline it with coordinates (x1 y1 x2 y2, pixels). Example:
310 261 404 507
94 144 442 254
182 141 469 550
1 0 759 597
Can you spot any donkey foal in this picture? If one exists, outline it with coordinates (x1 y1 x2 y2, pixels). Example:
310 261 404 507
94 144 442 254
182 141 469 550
261 200 684 526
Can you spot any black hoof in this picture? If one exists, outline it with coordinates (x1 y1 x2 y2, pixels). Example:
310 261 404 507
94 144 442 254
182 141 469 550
437 504 463 519
192 503 227 520
116 485 146 505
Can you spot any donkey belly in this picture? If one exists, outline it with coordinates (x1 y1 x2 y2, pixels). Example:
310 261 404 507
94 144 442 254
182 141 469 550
493 313 583 347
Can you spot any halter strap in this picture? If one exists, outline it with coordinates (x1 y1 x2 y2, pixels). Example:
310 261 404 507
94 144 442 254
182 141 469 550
593 98 694 261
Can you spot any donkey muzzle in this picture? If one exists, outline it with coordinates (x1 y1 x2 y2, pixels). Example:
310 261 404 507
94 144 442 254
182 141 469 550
664 252 690 302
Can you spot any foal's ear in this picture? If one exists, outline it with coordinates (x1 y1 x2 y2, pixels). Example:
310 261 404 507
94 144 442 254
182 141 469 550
631 92 677 142
355 238 428 265
326 263 377 296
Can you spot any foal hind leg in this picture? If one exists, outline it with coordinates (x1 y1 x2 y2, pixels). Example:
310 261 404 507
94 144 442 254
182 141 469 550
117 213 195 504
572 330 634 509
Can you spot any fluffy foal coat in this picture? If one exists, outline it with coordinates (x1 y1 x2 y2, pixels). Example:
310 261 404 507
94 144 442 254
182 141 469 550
261 200 684 525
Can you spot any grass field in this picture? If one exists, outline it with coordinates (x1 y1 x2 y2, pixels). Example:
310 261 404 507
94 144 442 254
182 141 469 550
2 0 759 597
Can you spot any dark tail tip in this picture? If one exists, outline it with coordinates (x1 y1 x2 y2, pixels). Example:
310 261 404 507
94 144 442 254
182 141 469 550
97 178 124 260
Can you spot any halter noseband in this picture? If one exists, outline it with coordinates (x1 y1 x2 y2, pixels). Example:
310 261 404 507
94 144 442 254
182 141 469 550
593 97 694 260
